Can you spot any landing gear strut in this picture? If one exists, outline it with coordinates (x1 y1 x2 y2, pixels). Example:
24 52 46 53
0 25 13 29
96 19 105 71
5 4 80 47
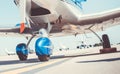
100 34 117 53
87 24 117 54
16 35 36 61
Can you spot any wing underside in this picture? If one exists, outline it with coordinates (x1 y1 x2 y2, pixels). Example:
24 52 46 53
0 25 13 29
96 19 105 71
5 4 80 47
1 0 120 37
49 8 120 36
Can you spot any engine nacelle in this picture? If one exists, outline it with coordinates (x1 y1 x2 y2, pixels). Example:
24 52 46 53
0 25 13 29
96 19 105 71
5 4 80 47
35 37 53 56
16 43 28 61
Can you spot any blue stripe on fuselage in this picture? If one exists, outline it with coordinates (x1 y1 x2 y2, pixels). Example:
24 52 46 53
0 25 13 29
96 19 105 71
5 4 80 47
65 0 87 10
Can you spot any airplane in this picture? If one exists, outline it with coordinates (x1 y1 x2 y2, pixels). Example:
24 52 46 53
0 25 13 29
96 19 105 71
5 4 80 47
5 49 16 55
0 0 120 61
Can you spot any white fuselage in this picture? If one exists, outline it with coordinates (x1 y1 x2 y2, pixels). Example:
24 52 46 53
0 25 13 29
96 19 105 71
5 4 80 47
29 0 83 24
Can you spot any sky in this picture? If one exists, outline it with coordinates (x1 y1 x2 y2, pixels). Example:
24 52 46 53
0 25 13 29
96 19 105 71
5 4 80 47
0 0 120 55
0 0 20 26
82 0 120 13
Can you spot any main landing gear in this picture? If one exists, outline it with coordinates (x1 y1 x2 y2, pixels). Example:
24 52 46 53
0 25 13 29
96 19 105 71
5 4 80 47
16 29 53 61
100 34 117 53
16 43 28 61
35 37 52 61
16 35 36 61
87 24 117 54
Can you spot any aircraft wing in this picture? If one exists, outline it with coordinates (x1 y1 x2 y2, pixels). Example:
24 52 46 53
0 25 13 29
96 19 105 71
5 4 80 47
49 8 120 36
0 8 120 37
0 27 32 34
0 0 120 37
77 8 120 25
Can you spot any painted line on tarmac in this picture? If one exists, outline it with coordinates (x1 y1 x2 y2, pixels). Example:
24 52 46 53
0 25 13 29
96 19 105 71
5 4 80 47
21 58 70 74
0 62 40 73
0 58 41 73
0 58 67 74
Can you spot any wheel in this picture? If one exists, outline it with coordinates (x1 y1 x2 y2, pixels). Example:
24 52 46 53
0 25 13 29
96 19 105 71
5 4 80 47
17 52 28 61
100 47 117 53
38 55 50 61
102 34 111 48
16 43 28 61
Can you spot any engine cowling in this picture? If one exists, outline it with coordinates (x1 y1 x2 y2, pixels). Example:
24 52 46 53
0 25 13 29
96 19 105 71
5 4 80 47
35 37 53 57
16 43 28 61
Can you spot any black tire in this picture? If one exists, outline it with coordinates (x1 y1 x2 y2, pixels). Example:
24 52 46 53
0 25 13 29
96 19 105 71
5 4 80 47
17 52 27 61
102 34 111 48
100 47 117 53
38 55 50 61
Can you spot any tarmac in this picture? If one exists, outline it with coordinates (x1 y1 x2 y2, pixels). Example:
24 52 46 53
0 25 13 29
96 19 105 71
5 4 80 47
0 45 120 74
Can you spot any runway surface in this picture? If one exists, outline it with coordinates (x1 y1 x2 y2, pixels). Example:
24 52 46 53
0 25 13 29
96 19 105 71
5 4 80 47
0 45 120 74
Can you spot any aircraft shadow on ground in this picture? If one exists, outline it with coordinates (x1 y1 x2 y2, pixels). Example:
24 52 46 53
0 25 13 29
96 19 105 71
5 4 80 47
0 58 40 65
77 57 120 63
1 51 120 65
0 55 65 65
